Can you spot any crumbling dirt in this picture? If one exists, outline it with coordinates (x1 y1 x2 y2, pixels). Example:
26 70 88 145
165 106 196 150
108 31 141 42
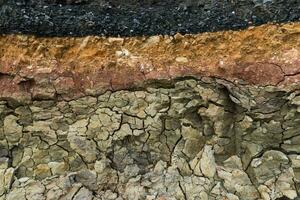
1 22 300 102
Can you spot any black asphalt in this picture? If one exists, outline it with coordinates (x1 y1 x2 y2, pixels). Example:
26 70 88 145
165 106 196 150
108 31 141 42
0 0 299 36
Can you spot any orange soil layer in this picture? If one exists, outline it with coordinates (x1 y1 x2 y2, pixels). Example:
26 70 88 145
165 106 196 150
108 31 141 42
0 22 300 101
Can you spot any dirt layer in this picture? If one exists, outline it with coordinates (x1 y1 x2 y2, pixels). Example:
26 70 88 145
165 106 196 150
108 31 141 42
1 22 300 102
0 0 300 36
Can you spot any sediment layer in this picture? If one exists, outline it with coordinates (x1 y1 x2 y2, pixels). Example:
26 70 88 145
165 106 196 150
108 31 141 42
1 0 300 36
1 23 300 199
1 23 300 103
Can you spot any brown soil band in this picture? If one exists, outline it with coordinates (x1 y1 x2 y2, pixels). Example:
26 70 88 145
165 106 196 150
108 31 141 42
1 22 300 102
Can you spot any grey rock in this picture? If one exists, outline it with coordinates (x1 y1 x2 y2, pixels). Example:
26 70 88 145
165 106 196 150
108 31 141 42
1 78 300 199
3 115 23 145
67 131 97 163
248 150 290 185
75 169 97 191
200 145 216 178
73 187 93 200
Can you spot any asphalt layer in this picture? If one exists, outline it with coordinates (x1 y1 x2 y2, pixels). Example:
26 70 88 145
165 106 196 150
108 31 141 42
0 0 300 36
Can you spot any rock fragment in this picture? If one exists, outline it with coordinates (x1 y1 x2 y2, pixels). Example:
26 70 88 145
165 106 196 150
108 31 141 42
200 145 216 178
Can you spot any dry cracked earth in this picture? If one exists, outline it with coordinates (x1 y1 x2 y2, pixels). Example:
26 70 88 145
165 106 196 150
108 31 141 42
3 77 300 200
3 76 300 200
1 1 300 200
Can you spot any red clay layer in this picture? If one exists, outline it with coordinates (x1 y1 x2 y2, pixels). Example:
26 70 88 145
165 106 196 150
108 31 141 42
1 23 300 102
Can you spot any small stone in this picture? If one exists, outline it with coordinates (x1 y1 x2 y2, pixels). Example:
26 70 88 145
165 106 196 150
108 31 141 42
223 156 243 170
34 164 51 179
115 49 130 57
75 169 97 191
73 187 93 200
289 154 300 168
189 152 203 176
6 188 26 200
258 185 271 200
53 77 75 95
276 168 298 199
108 37 124 45
291 96 300 105
242 143 263 169
123 164 140 179
217 167 259 199
226 193 239 200
199 191 208 200
46 186 63 200
0 157 9 170
79 36 90 50
237 115 253 131
18 177 30 183
144 36 160 47
175 56 188 63
282 135 300 153
153 161 167 174
3 115 23 145
94 159 110 174
0 168 14 196
249 150 289 184
113 124 133 140
87 108 121 140
102 190 118 200
32 84 56 100
174 33 184 41
69 119 88 135
25 121 58 145
25 181 45 200
67 135 97 163
200 145 216 178
124 178 146 200
69 97 97 115
211 182 222 196
48 162 68 175
59 182 82 199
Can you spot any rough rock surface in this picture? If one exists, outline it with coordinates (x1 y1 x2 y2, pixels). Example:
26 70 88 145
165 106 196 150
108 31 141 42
1 77 300 199
1 23 300 199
